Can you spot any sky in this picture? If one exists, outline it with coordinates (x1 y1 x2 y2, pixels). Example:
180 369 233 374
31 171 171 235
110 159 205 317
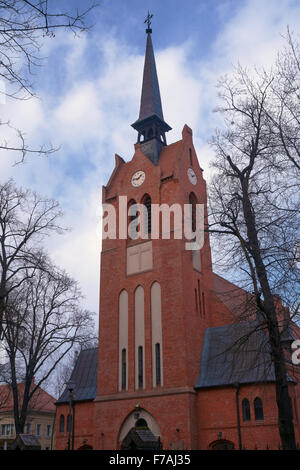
1 0 300 321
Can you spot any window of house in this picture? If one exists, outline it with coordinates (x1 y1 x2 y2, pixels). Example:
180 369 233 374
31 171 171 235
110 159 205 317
36 424 41 436
254 397 264 420
25 423 31 434
46 425 51 438
242 398 251 421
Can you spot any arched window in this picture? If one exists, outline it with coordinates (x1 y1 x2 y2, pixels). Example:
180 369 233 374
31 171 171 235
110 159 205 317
59 414 64 433
242 398 251 422
142 195 151 236
119 290 128 391
128 199 138 240
189 193 197 234
254 397 264 420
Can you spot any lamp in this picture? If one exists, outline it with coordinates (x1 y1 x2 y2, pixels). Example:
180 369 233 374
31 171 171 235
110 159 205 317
134 404 141 420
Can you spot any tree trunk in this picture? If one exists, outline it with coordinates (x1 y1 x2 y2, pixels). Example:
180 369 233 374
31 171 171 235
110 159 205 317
241 179 296 450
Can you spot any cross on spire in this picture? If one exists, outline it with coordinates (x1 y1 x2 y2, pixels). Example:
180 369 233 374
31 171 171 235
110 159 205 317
144 11 153 33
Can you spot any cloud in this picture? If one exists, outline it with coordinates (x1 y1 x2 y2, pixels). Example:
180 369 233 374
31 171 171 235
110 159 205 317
1 0 300 317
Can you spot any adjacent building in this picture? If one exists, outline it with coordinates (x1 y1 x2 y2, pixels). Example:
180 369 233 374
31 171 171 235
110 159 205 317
0 382 56 450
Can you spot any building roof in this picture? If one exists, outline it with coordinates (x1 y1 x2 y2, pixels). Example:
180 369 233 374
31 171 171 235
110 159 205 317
11 434 41 450
57 348 98 404
135 32 164 123
0 382 56 413
195 321 277 389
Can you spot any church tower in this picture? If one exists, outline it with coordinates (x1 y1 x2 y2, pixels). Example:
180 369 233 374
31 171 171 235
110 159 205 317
94 19 214 450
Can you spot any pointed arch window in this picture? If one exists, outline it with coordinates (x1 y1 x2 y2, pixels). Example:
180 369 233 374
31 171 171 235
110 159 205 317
142 195 151 236
189 193 197 234
254 397 264 420
242 398 251 422
128 199 138 240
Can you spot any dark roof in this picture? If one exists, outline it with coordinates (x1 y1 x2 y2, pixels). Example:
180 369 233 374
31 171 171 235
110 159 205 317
137 32 164 122
11 434 41 450
195 322 277 388
57 348 98 403
121 428 161 450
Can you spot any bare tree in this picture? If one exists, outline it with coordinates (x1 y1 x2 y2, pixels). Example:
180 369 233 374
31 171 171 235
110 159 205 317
209 49 300 449
266 28 300 173
0 179 64 337
0 0 98 161
0 264 96 434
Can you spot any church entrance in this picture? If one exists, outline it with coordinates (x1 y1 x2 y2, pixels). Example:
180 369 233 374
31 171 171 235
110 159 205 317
118 408 162 450
121 424 162 450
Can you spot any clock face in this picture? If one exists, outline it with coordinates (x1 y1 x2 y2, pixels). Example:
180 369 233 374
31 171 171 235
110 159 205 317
187 167 197 185
131 170 146 187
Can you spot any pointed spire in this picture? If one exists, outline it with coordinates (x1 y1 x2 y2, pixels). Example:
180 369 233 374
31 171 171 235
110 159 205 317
138 31 164 122
131 15 171 165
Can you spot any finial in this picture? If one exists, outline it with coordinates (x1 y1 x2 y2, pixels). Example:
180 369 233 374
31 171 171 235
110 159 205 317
144 11 153 34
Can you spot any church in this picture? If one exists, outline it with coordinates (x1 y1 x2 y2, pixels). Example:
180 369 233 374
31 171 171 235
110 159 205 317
55 22 300 451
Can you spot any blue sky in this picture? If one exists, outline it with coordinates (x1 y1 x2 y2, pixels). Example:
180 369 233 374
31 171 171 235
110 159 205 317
1 0 300 317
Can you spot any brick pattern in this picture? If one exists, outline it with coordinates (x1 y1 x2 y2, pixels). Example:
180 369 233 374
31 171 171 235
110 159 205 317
55 125 300 450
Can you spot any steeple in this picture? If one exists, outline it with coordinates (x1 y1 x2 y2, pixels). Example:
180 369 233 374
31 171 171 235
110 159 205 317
132 14 171 165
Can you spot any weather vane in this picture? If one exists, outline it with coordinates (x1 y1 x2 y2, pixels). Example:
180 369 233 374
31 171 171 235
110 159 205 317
144 11 153 33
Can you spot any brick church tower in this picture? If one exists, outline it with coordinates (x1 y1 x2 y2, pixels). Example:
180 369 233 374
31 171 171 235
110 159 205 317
55 19 300 451
93 24 214 450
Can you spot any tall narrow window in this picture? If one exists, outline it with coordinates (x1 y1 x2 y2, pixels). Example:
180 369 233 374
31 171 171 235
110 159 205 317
138 346 143 389
36 424 41 437
155 343 161 386
195 288 198 312
135 286 145 389
202 292 206 317
122 348 126 390
128 200 138 240
254 397 264 420
242 398 251 422
59 415 64 433
151 282 163 388
143 195 152 235
119 290 128 391
189 193 197 234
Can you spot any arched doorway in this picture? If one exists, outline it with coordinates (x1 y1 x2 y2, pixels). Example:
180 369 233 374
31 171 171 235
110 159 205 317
210 439 235 450
118 408 162 450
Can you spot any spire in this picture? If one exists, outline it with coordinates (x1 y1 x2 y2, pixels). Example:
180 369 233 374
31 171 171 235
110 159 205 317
131 14 171 165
